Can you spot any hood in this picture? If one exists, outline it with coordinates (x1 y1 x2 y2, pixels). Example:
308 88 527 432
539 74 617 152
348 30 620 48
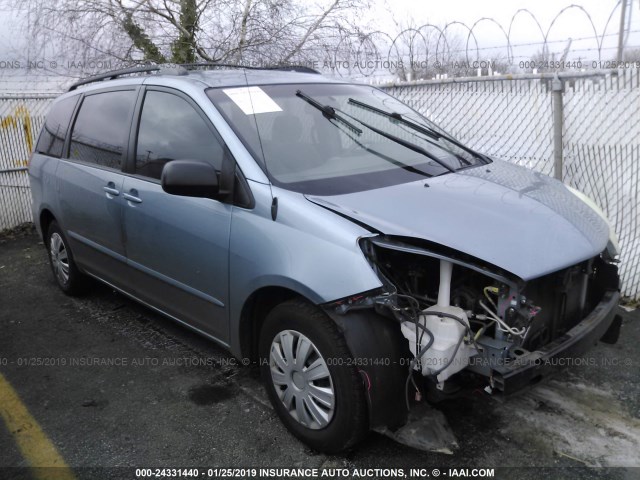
306 160 609 280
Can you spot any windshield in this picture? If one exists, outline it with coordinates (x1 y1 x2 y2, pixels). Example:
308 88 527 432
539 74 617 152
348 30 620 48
207 83 488 195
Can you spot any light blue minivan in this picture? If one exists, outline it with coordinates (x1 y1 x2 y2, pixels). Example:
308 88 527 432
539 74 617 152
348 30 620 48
29 64 622 452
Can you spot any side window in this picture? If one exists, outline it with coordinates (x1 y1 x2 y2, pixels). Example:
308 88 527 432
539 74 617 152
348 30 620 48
69 90 136 170
135 91 224 180
35 96 78 158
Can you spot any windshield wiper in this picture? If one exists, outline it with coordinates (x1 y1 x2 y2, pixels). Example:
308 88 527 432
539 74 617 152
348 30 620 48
340 110 456 173
341 128 434 178
348 98 490 164
296 90 362 134
297 91 453 174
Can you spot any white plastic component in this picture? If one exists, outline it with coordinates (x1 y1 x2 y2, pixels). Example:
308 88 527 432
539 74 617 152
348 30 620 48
401 304 476 382
400 260 476 383
437 259 453 307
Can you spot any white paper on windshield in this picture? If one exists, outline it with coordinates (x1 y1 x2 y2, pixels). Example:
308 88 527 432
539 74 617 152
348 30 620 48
222 86 282 115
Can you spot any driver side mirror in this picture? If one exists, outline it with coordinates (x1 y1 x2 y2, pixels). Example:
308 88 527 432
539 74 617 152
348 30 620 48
161 160 220 199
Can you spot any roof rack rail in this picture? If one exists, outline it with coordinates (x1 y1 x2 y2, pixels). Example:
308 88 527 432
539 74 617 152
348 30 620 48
68 65 159 91
268 65 320 74
67 62 320 92
180 62 320 74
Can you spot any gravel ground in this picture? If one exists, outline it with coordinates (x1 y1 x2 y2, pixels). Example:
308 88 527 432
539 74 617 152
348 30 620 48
0 225 638 479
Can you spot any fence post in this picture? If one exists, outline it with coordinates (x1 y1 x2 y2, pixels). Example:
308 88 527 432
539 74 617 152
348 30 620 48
552 74 564 181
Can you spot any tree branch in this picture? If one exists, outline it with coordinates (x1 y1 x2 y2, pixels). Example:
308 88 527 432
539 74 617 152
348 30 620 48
281 0 340 63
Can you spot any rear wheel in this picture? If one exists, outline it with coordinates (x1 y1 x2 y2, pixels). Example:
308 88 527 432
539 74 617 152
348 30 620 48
259 299 368 452
46 221 88 296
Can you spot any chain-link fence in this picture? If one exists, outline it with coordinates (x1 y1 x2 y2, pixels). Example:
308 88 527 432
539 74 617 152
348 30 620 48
0 95 54 231
383 69 640 300
1 71 638 299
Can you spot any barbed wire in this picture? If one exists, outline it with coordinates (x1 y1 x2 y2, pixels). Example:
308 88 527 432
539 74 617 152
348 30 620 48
0 2 638 83
314 1 640 78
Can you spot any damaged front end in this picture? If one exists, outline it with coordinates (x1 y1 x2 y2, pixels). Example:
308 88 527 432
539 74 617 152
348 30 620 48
324 234 622 451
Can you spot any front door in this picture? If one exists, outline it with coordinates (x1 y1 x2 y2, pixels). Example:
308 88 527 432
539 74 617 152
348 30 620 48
121 88 232 343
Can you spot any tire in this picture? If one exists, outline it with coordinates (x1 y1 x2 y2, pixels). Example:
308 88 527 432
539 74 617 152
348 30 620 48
259 299 368 453
46 220 88 296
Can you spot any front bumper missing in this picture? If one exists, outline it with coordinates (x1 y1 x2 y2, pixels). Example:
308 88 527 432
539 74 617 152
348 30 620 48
490 289 621 394
374 403 458 454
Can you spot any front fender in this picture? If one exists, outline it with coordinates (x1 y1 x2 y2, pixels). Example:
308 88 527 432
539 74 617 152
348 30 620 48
228 182 383 356
324 307 410 431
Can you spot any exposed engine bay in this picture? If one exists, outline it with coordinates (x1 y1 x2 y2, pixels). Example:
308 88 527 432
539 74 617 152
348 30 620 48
334 235 621 402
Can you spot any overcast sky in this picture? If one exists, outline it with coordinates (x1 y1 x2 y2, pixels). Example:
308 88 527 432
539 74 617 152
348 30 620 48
1 1 638 58
1 0 637 56
0 0 639 90
373 0 640 60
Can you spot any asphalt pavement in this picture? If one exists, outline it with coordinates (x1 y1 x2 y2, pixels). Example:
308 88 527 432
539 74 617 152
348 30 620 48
1 225 638 480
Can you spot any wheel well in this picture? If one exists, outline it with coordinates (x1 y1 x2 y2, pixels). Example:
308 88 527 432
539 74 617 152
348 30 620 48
39 209 55 241
239 286 304 362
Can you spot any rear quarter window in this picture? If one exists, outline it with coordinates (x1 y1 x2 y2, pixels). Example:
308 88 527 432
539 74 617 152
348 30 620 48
35 96 79 158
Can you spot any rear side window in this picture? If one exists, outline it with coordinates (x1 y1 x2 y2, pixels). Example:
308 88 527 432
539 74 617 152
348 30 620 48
69 90 136 170
35 96 78 158
135 91 223 180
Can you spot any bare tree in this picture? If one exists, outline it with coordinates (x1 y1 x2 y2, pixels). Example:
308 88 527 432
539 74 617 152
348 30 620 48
622 47 640 62
3 0 369 79
523 48 573 74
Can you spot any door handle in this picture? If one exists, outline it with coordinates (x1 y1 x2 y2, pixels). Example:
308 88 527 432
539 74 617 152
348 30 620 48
103 183 120 196
123 192 142 204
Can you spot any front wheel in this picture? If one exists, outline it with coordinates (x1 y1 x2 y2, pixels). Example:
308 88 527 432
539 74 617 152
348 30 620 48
259 299 368 453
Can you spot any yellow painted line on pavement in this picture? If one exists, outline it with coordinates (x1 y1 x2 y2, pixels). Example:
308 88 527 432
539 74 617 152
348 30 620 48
0 372 75 480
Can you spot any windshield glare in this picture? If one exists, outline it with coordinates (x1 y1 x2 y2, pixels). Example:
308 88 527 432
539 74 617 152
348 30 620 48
207 83 486 195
